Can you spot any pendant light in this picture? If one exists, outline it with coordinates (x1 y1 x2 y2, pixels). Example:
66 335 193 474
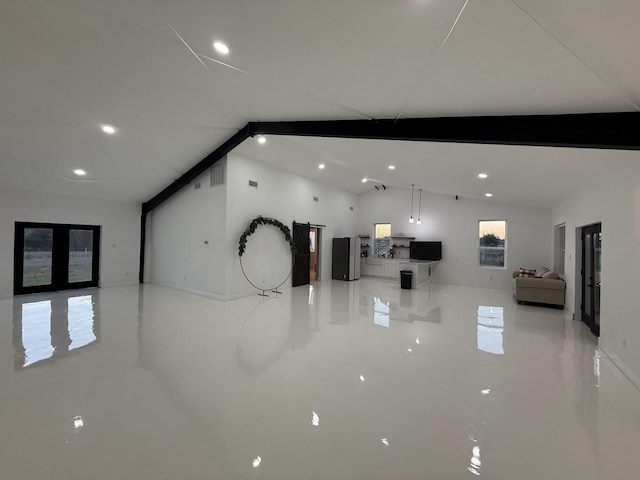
409 184 415 223
417 189 422 225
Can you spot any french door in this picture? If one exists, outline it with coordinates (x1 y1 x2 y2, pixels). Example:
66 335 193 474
581 223 601 336
14 222 100 295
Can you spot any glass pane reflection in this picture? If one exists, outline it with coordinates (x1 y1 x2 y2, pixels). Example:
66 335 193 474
14 294 99 369
373 297 390 328
21 301 54 367
477 306 504 355
68 296 97 350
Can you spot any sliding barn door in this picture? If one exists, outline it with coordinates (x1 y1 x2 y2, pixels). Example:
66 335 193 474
292 222 310 287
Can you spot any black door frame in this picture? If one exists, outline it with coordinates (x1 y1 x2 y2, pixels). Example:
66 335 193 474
580 223 601 336
14 222 101 295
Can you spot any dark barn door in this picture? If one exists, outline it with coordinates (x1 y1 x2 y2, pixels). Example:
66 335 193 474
292 222 310 287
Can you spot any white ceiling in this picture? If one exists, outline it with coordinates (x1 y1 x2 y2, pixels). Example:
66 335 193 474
0 0 639 204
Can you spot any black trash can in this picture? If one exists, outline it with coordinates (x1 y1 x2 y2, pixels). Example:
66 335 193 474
400 270 413 289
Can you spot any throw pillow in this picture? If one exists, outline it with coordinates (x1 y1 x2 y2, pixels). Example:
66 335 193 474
518 268 536 278
542 270 560 279
534 267 549 278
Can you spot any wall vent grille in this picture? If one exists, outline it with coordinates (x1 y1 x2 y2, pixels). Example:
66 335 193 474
249 180 258 188
313 196 319 202
210 163 226 187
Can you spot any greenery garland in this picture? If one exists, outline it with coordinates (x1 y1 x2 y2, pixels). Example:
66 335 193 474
238 216 297 257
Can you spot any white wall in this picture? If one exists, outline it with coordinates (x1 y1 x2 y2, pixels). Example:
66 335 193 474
225 154 359 299
552 159 640 386
0 188 140 298
148 164 227 299
357 188 552 290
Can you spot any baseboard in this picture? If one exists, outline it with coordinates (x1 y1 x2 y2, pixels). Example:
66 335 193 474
101 280 139 288
599 344 640 393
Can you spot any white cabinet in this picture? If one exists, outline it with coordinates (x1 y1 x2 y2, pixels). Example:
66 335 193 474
384 260 399 278
361 258 400 279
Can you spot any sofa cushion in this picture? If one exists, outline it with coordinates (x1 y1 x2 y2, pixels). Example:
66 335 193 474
515 276 565 290
518 268 536 278
542 270 560 279
534 267 549 278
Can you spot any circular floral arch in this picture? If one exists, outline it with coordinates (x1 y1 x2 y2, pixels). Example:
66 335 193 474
238 216 297 292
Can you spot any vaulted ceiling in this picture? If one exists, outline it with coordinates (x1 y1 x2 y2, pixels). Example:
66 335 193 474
1 0 639 206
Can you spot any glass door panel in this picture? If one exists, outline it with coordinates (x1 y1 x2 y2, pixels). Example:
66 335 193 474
22 228 53 288
68 229 94 283
14 222 100 295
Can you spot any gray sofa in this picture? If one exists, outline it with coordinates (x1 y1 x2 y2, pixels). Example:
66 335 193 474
513 268 565 308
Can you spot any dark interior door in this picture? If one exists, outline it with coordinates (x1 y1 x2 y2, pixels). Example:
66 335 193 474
581 223 601 336
292 222 310 287
14 222 100 295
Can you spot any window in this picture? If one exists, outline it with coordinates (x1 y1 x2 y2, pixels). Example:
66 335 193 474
479 220 507 268
374 223 391 256
554 224 565 274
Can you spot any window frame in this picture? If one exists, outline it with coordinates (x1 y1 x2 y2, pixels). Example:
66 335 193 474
373 223 392 257
478 220 507 269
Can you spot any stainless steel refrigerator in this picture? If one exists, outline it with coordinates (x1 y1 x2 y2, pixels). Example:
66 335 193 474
331 237 361 281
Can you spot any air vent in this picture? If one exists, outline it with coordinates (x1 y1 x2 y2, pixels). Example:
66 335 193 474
194 182 201 190
313 196 319 202
210 163 225 187
249 180 258 188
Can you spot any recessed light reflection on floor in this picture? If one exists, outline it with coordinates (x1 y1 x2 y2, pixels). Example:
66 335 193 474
468 445 482 475
481 389 491 395
252 456 262 468
381 438 390 447
73 416 84 429
359 375 366 382
310 411 320 427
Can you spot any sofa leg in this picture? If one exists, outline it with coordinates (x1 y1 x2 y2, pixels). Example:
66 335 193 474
517 300 523 305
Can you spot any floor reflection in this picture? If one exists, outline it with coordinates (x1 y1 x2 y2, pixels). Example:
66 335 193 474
477 305 504 355
13 292 99 369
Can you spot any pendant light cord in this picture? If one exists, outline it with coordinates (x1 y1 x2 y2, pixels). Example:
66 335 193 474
410 184 415 219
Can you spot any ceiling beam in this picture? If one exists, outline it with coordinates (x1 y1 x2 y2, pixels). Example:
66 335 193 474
250 112 640 150
143 125 251 214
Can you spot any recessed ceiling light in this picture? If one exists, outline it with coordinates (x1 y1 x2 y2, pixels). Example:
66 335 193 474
73 169 87 176
257 135 266 144
318 163 325 170
213 41 230 55
485 193 493 197
101 125 116 135
388 165 396 170
478 173 488 179
362 177 368 183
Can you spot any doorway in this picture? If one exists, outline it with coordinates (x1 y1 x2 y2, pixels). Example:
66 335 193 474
292 222 323 287
309 227 320 281
292 222 310 287
580 223 601 336
14 222 100 295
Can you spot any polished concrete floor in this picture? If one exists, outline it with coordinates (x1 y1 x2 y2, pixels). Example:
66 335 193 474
1 279 639 479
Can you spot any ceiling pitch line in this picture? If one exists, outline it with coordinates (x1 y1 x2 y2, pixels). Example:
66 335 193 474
508 0 640 112
440 0 472 51
167 22 209 71
167 24 253 121
198 55 373 120
395 0 472 122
